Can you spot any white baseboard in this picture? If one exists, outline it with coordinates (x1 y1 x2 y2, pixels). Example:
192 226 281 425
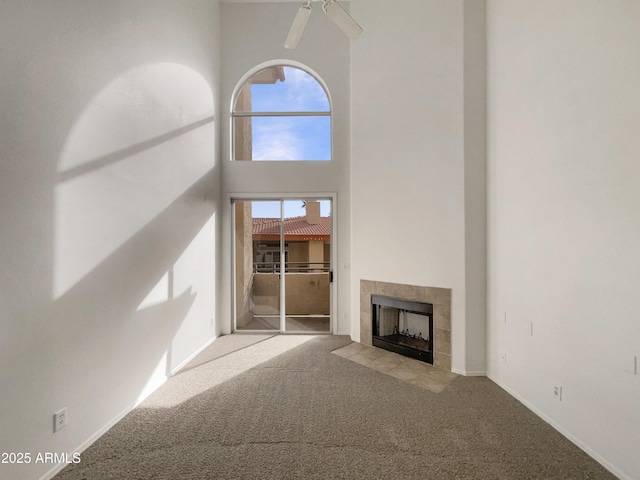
40 335 219 480
452 368 486 377
171 335 218 375
487 374 632 480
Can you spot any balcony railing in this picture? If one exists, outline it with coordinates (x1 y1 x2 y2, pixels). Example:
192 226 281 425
254 261 330 274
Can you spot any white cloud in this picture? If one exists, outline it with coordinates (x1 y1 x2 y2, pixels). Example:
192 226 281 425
284 67 330 111
252 120 302 161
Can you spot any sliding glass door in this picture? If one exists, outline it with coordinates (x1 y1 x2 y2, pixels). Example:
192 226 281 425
233 199 331 333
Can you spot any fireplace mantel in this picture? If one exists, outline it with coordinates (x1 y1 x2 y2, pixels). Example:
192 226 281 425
360 280 452 371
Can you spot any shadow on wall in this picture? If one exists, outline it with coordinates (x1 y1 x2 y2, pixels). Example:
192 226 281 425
52 169 216 406
51 59 218 404
55 62 216 300
0 2 220 471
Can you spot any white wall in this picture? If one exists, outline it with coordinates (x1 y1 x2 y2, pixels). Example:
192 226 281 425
486 1 640 478
350 0 487 374
463 0 488 375
0 2 221 479
219 2 352 334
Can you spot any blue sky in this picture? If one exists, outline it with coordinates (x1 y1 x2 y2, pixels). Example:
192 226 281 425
250 67 331 161
250 66 330 112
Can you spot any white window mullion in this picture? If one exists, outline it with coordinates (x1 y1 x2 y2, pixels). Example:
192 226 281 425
232 111 331 117
279 200 286 332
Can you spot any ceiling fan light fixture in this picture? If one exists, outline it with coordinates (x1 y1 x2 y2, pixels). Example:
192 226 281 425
284 3 312 49
322 0 363 40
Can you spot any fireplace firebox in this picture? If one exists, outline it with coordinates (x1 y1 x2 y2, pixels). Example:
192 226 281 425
371 295 434 364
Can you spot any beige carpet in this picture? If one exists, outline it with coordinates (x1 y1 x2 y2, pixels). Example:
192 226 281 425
55 335 615 480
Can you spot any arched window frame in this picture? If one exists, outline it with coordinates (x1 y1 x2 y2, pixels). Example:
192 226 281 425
230 60 333 162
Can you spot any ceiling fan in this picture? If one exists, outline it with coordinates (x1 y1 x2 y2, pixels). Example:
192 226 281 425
284 0 363 49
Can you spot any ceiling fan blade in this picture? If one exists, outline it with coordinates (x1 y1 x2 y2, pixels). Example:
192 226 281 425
322 0 363 40
284 4 312 49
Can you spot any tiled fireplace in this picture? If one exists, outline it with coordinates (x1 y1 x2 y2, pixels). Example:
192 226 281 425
360 280 452 371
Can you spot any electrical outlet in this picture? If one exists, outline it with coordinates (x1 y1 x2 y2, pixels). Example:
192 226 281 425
54 408 67 432
553 385 563 401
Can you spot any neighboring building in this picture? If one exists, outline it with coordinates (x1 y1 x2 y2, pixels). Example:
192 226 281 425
252 202 330 273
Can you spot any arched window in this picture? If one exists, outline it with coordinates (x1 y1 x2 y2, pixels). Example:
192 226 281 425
232 63 331 161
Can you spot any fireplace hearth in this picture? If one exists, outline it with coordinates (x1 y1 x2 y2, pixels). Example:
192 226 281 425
371 295 434 364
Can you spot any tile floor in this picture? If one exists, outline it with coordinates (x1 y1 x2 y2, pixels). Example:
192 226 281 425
332 342 458 393
237 315 330 332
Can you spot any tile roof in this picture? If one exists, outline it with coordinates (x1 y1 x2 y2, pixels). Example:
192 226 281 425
253 216 330 240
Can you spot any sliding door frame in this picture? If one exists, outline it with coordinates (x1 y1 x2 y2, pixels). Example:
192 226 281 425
230 192 337 334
